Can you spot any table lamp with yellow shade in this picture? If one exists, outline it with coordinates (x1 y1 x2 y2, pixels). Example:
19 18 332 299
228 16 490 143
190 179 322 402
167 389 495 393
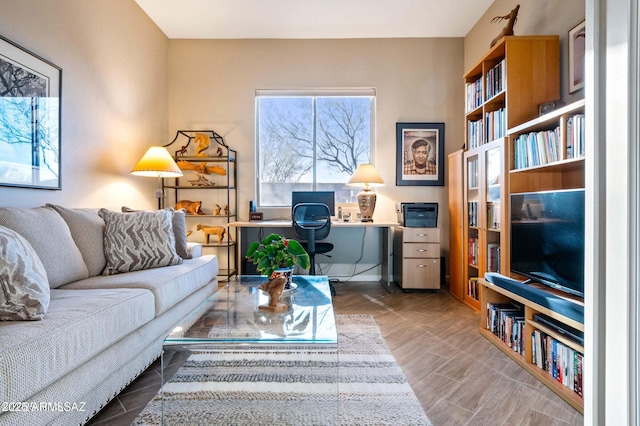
347 164 384 222
131 146 183 209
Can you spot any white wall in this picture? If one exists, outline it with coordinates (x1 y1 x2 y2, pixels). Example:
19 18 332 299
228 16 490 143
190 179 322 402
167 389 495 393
0 0 169 210
167 38 464 278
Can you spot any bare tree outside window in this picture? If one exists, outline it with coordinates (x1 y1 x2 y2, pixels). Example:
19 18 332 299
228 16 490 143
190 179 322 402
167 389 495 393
257 93 374 207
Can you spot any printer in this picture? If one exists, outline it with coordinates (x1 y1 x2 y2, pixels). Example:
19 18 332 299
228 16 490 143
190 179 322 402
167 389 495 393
396 202 438 228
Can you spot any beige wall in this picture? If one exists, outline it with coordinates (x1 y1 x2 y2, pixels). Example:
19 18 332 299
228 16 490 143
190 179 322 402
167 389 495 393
0 0 168 209
168 38 463 253
465 0 585 104
167 38 464 276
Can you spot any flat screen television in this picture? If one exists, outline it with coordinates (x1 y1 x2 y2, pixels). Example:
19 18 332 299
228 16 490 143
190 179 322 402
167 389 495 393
510 189 585 297
291 191 336 216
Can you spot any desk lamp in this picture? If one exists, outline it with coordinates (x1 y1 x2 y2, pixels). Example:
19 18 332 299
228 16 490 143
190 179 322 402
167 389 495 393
347 164 384 222
131 147 183 209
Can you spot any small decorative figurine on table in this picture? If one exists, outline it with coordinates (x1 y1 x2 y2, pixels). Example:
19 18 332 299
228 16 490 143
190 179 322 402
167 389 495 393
175 200 204 215
258 276 288 312
196 224 229 243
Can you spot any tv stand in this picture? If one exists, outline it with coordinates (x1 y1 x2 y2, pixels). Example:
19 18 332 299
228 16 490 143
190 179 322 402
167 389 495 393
479 274 584 412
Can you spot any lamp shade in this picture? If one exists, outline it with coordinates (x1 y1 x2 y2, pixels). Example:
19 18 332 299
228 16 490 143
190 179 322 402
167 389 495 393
347 164 384 187
131 147 183 178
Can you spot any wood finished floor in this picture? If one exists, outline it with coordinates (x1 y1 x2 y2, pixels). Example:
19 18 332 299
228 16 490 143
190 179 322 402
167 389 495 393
87 281 583 426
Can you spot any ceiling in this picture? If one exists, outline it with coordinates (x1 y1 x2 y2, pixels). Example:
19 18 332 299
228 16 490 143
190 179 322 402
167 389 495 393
134 0 495 39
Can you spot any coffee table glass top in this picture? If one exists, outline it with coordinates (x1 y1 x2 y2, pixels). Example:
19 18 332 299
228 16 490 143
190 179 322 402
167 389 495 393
165 275 337 345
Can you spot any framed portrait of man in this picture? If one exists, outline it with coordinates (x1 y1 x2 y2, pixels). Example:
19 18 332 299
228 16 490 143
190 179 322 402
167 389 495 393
396 122 444 186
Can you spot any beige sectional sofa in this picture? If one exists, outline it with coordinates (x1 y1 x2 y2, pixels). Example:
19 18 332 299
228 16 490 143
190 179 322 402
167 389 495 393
0 205 218 425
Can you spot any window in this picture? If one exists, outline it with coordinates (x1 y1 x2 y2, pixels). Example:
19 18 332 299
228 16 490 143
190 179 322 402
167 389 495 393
255 89 375 207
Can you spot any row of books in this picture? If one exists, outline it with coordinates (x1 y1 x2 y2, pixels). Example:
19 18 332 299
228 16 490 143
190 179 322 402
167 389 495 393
467 118 484 149
467 278 479 300
468 201 479 227
466 77 483 112
485 59 506 100
486 201 501 230
566 114 585 159
532 329 583 396
512 127 561 170
487 243 500 272
485 108 506 141
468 237 479 265
467 160 478 189
486 302 525 355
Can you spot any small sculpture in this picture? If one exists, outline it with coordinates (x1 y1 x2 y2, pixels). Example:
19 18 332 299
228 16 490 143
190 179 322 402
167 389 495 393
490 4 520 47
175 145 188 157
196 224 229 244
214 204 222 216
223 205 229 216
175 200 205 215
188 172 214 187
186 230 192 237
176 160 227 176
216 146 223 157
194 132 211 157
258 276 288 312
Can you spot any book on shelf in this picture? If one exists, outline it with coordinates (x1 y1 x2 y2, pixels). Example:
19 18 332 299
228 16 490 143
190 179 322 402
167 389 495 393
466 77 483 112
513 127 561 170
468 237 479 265
467 118 484 149
485 59 506 100
467 277 479 300
531 329 584 397
486 302 524 354
468 201 479 227
487 243 500 272
566 114 585 159
467 160 478 188
485 108 506 141
486 202 501 230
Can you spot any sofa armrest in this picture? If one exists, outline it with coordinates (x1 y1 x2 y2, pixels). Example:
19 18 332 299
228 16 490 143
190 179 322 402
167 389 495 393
186 242 203 258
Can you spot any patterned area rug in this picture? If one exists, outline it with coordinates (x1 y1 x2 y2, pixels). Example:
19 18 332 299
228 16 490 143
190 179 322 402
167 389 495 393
134 314 431 425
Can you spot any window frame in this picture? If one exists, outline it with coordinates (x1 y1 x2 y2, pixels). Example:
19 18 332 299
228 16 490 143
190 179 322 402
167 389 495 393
255 88 377 208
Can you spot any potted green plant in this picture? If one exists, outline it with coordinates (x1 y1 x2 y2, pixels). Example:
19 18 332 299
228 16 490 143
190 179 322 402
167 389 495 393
245 233 311 282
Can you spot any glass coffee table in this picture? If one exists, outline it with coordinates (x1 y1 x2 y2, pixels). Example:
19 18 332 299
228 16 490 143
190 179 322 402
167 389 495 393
161 275 338 425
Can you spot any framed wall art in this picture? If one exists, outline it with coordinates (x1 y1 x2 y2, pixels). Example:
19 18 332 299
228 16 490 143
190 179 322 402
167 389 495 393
396 122 444 186
0 35 62 189
569 20 585 93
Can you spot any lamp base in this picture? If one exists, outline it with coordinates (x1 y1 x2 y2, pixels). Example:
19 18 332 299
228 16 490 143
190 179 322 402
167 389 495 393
357 188 376 222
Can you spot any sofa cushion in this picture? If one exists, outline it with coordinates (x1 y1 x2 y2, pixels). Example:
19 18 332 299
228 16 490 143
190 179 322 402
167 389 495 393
0 226 49 321
0 207 89 288
122 206 191 259
61 255 218 316
0 287 155 404
46 204 107 277
99 208 182 275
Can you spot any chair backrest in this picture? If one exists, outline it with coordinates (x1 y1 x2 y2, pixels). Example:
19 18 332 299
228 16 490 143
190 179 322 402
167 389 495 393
292 203 332 242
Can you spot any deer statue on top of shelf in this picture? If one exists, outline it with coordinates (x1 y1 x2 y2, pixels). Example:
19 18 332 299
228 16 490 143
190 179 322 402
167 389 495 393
490 4 520 48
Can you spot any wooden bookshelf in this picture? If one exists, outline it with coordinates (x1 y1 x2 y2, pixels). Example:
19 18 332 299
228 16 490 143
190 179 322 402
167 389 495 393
450 36 560 312
479 278 584 413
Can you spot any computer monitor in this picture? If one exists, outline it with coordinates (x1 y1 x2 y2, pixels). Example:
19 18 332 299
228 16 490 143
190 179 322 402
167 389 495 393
291 191 336 216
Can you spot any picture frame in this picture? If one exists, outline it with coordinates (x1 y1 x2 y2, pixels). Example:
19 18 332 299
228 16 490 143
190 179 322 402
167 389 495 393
396 122 444 186
569 20 585 93
0 35 62 189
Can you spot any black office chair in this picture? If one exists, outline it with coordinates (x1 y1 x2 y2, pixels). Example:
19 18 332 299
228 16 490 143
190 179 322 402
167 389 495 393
292 203 335 295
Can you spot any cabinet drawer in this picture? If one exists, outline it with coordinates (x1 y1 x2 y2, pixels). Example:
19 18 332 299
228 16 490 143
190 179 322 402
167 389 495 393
403 243 439 258
403 228 440 243
402 258 440 289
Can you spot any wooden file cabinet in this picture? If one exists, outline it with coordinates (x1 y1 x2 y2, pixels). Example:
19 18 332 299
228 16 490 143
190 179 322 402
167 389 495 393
393 227 441 290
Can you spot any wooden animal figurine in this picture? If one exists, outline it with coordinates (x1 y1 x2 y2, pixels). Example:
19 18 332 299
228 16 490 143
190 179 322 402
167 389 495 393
214 204 222 215
187 172 214 187
194 132 211 156
196 224 227 244
216 146 223 157
258 276 288 312
175 145 187 157
223 205 229 216
176 160 227 176
175 200 205 215
490 4 520 47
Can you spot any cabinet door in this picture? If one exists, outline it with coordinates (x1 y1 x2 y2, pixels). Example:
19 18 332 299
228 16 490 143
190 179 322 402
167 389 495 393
403 258 440 289
484 144 502 274
448 150 465 301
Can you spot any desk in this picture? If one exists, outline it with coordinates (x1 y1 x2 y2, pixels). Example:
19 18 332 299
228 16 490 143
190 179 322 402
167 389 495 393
229 220 398 292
